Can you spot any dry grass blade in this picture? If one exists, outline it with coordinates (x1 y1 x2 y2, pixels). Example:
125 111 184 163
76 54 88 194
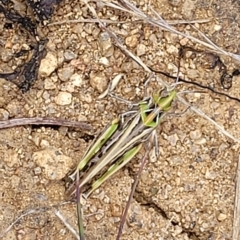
48 15 210 26
0 203 79 239
0 207 49 238
116 147 149 240
233 155 240 239
82 0 152 73
54 209 80 240
101 0 240 62
177 95 240 143
0 117 92 131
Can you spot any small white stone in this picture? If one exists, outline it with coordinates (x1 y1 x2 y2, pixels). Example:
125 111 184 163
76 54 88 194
190 129 202 140
214 25 222 31
125 35 138 48
39 52 58 77
70 73 83 87
205 168 218 180
167 134 179 146
34 167 42 175
90 72 108 93
55 91 72 105
44 78 55 90
99 32 114 57
137 43 146 56
0 108 9 120
64 50 77 61
57 67 74 82
195 138 206 145
40 139 50 148
166 45 178 54
217 213 227 221
99 57 109 66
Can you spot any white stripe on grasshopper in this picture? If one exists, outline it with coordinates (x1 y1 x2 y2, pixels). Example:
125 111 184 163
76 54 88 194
83 143 143 198
69 118 119 180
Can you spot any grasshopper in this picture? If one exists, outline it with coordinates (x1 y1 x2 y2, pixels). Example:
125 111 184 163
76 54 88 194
68 88 176 198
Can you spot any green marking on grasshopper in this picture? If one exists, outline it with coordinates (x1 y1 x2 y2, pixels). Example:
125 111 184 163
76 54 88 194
140 90 176 127
70 89 176 197
83 143 142 198
69 118 119 180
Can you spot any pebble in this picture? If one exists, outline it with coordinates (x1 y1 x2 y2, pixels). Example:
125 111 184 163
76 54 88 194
168 0 181 6
1 48 13 62
40 139 50 148
44 78 56 90
195 138 206 145
58 67 74 81
143 27 151 40
90 71 108 93
125 35 138 48
4 151 18 167
68 73 83 88
55 91 72 105
34 167 42 175
182 0 195 18
210 102 220 110
32 149 75 180
64 50 77 61
167 133 179 146
190 129 202 140
99 32 114 57
166 45 178 54
174 225 183 235
39 52 58 77
137 43 146 56
0 108 9 120
205 169 217 180
179 37 189 46
99 57 110 66
214 25 222 32
12 0 26 13
11 175 20 188
217 213 227 221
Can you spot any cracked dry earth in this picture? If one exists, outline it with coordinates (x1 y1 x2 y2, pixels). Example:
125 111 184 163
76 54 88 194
1 0 240 239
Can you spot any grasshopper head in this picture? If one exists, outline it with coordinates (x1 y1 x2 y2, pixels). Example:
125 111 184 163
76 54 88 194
152 89 176 111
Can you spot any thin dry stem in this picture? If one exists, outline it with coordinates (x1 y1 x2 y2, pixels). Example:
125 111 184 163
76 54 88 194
233 155 240 240
0 202 76 239
0 117 92 131
48 17 211 26
0 207 49 238
177 95 240 143
54 209 80 240
116 146 149 240
101 0 240 62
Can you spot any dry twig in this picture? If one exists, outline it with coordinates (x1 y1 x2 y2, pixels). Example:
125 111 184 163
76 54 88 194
233 155 240 240
116 143 150 239
0 207 50 238
0 117 92 131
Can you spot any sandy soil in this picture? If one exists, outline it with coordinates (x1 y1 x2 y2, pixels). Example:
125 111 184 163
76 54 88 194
0 0 240 239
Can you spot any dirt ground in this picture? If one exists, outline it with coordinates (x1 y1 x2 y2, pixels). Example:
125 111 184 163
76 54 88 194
0 0 240 239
